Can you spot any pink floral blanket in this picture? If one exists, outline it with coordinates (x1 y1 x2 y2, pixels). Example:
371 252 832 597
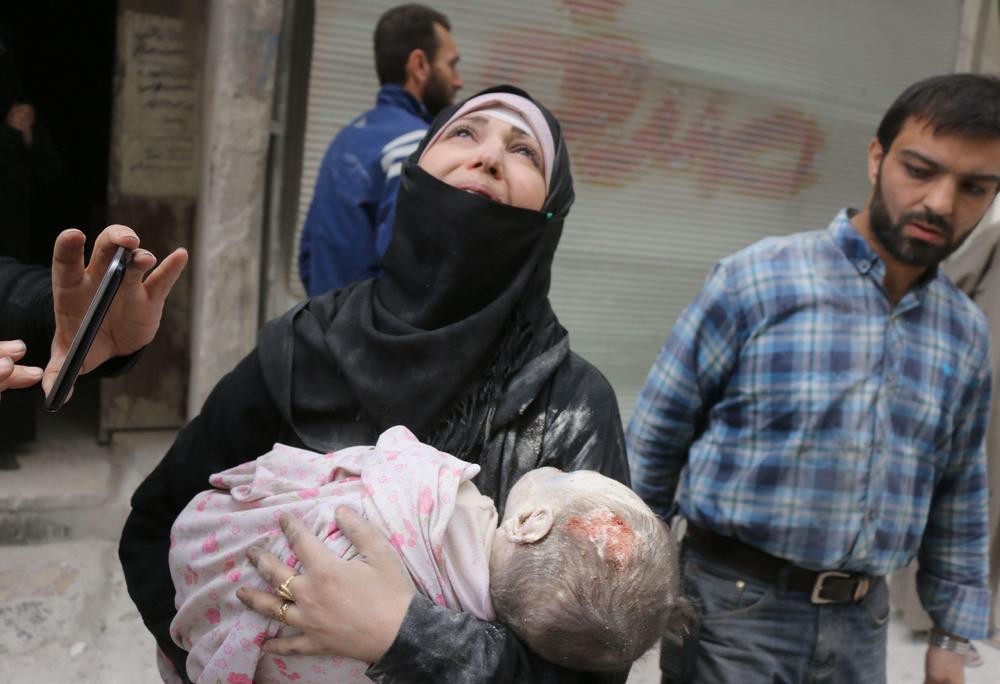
164 426 492 684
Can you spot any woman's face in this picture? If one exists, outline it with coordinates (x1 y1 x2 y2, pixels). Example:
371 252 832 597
419 113 547 211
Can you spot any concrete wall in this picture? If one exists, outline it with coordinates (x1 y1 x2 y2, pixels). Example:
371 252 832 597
101 0 204 435
186 0 284 416
101 0 285 431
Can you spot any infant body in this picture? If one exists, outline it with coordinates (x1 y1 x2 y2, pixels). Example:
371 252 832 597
167 426 679 684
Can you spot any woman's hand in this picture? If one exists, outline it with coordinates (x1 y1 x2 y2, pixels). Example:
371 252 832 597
238 508 417 664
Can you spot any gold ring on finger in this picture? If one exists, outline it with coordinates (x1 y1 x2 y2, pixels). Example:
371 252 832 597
277 600 292 625
275 574 297 602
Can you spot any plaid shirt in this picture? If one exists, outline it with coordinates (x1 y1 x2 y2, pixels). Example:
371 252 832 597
627 210 993 638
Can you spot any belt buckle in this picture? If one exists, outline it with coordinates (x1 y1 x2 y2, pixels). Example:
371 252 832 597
810 570 850 604
853 576 871 601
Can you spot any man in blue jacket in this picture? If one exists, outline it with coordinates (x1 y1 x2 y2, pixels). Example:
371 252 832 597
299 4 462 296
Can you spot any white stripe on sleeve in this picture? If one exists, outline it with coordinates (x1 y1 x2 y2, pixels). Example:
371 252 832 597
381 142 421 174
381 129 427 154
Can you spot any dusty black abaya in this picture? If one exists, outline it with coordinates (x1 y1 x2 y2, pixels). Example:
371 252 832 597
120 86 628 684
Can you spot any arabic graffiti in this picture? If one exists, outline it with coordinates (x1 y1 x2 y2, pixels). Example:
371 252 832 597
480 3 824 198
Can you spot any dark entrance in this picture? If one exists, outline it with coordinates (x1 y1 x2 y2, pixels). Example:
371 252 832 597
0 1 117 451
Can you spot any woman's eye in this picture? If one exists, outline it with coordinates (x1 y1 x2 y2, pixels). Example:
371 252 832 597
514 145 541 168
447 125 474 139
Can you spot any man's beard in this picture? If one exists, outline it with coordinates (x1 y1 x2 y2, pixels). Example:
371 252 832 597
422 69 453 117
868 171 965 268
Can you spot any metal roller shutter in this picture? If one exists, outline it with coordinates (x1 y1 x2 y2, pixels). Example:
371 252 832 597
294 0 963 421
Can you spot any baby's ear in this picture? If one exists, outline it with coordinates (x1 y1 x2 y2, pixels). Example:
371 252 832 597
501 507 555 544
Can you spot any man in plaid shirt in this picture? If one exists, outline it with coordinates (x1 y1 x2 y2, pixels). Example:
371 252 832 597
628 74 1000 684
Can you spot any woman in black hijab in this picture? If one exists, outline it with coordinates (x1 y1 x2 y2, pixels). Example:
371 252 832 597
120 86 628 683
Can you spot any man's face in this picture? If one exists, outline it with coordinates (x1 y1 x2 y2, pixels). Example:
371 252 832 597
865 116 1000 268
421 24 462 116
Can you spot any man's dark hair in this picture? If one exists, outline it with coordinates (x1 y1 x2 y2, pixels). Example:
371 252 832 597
373 4 451 86
876 73 1000 151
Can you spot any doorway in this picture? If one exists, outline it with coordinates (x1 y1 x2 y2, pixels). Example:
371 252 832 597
0 0 117 451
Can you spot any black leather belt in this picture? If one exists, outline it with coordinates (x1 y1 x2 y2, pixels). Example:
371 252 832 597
684 523 877 604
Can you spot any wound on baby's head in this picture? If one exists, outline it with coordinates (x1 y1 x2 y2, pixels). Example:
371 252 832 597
491 493 688 672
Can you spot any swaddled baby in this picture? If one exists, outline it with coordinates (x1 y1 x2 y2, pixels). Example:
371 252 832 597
165 426 683 684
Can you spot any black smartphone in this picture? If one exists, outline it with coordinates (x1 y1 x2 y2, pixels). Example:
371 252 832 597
44 246 133 413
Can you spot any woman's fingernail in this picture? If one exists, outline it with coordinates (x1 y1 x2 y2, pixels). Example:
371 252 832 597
247 547 259 561
236 587 247 601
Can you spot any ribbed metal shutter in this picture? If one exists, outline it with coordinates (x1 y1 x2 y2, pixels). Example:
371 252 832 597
294 0 963 421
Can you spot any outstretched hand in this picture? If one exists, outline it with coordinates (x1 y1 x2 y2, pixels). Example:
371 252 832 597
925 644 965 684
238 508 416 663
42 226 188 399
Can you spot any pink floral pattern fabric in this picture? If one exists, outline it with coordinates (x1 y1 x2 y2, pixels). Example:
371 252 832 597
166 426 489 684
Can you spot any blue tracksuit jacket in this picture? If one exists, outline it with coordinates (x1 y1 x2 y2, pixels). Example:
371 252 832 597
298 84 432 296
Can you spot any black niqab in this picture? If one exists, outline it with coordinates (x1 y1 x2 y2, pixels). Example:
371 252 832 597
258 85 574 460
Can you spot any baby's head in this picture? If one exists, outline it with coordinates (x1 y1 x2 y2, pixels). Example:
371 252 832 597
489 467 685 672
